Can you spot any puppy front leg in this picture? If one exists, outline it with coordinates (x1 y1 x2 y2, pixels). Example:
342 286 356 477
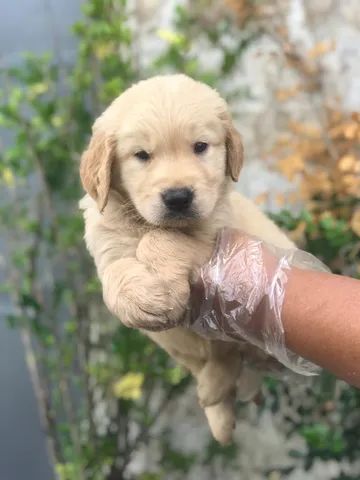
146 328 210 376
135 230 204 324
197 342 243 407
136 230 210 283
204 393 236 445
102 258 183 330
137 232 244 408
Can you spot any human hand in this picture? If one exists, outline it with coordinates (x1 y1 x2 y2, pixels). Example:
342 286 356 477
189 228 329 375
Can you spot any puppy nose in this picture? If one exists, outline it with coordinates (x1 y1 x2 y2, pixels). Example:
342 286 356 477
161 187 194 212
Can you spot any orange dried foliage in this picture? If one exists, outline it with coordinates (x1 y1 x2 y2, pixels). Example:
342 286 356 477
224 0 254 23
225 4 359 264
288 121 322 139
288 220 307 244
255 192 269 205
223 0 267 24
277 154 304 180
307 40 335 60
351 210 360 237
275 85 302 102
265 23 359 213
276 112 360 203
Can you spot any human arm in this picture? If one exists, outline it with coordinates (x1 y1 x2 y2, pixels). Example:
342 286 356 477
282 268 360 387
189 228 360 387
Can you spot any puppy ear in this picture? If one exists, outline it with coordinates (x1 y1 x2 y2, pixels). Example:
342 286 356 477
80 130 116 212
225 118 244 182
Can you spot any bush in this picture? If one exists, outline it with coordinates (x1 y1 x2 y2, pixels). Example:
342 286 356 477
0 1 255 478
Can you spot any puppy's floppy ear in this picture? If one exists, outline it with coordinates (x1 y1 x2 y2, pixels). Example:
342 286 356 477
80 130 116 212
224 116 244 182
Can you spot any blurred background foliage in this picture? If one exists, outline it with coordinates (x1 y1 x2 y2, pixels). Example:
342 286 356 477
0 0 359 479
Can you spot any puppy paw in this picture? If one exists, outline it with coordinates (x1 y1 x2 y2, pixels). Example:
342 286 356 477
204 397 236 445
102 258 182 330
197 361 239 408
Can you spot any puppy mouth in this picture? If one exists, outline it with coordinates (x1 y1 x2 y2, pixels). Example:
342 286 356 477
163 208 199 221
160 208 200 227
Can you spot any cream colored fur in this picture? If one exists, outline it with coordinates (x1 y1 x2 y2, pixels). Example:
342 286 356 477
79 74 294 444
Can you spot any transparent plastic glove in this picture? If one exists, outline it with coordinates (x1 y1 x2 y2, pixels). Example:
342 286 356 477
189 228 330 376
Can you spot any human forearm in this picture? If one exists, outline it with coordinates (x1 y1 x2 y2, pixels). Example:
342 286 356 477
282 269 360 387
189 228 360 385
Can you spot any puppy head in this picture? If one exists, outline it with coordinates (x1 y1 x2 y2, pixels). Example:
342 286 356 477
80 74 243 225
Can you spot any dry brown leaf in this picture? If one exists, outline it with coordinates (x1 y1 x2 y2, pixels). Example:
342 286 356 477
274 25 288 39
299 181 311 201
340 174 360 196
328 109 343 124
287 191 302 203
305 200 321 211
288 121 321 139
275 193 286 206
297 139 327 158
351 112 360 122
275 85 301 102
330 121 359 139
278 154 304 180
255 192 269 205
288 220 307 244
224 0 254 23
337 155 358 172
329 124 345 139
351 210 360 237
275 135 292 146
306 171 333 196
344 122 359 140
307 40 335 59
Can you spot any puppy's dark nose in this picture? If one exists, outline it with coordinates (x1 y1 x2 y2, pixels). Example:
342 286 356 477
161 187 194 212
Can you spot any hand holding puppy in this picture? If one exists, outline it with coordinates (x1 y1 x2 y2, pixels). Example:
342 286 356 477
189 227 329 376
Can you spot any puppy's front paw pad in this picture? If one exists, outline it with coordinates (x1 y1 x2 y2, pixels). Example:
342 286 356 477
103 260 177 330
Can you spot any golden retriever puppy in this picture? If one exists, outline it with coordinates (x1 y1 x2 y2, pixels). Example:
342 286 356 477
79 74 294 444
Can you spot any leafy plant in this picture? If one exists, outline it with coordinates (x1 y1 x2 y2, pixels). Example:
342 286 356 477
0 1 258 478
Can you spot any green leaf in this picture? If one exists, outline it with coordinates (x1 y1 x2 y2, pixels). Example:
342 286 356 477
6 314 24 329
166 366 187 385
64 321 77 335
8 87 24 109
112 372 144 400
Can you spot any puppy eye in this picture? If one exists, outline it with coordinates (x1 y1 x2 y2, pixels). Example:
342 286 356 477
193 142 208 154
134 150 151 161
